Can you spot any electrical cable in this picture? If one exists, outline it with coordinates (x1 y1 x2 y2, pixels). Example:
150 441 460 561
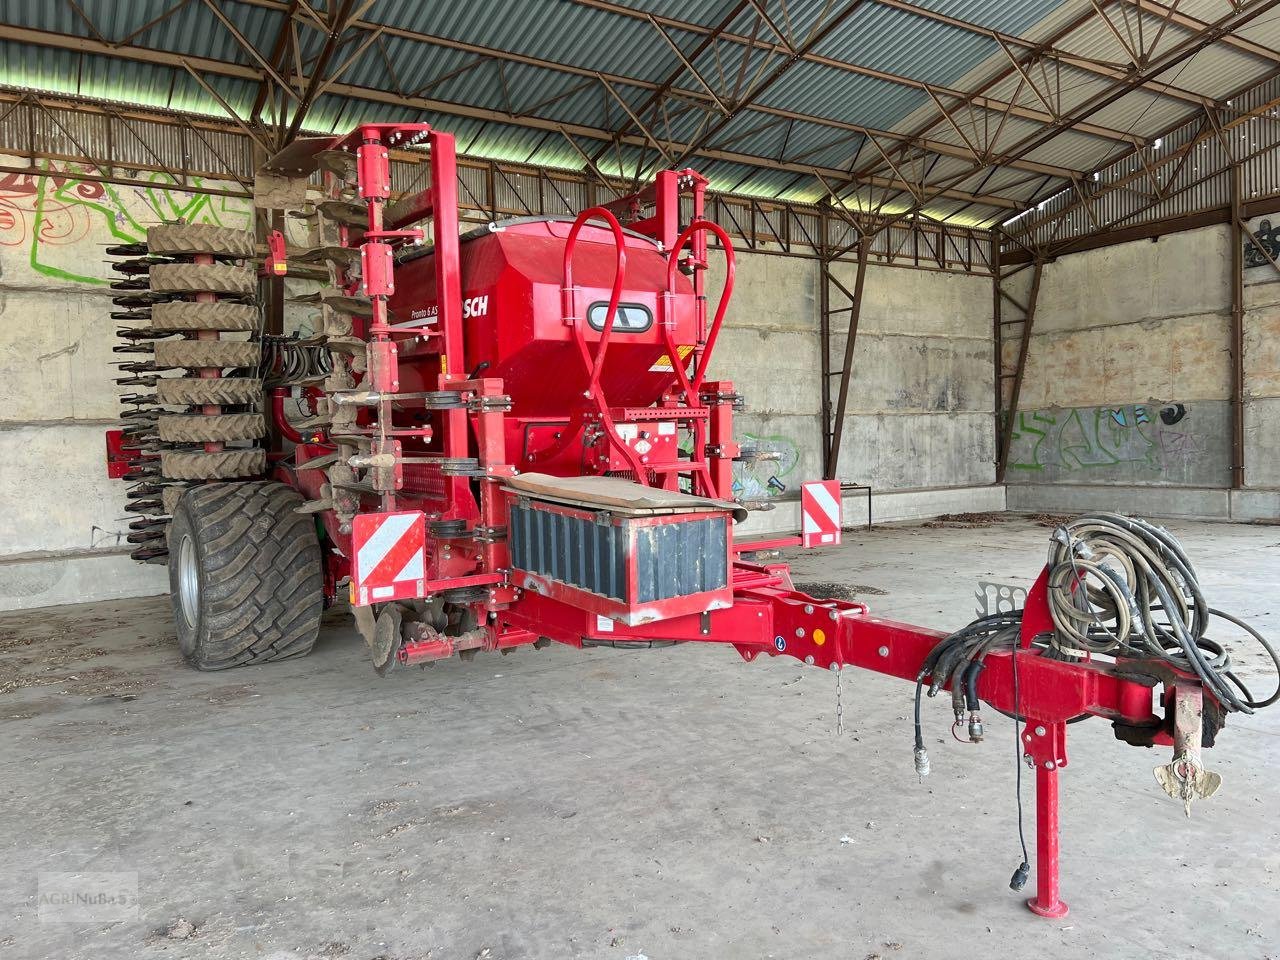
1009 643 1029 891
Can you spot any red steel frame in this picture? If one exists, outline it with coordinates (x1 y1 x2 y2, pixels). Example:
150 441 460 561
263 122 1224 919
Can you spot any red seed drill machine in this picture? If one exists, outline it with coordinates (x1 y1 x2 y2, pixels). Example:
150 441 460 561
107 123 1279 918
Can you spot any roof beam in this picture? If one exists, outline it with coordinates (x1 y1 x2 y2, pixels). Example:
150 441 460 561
672 0 872 166
841 0 1212 194
0 26 1026 211
198 0 298 101
647 13 733 115
0 20 1079 186
862 0 1280 237
583 1 749 168
1010 83 1280 255
870 0 1216 109
229 0 1087 178
568 0 1145 144
247 0 299 131
1002 3 1278 171
284 2 383 143
0 86 1005 248
1123 0 1280 65
268 0 1107 162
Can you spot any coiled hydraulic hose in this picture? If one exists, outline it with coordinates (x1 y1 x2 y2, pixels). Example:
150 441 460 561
913 513 1280 771
912 513 1280 894
1044 513 1280 715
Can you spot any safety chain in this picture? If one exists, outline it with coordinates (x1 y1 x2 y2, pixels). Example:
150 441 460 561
835 664 845 736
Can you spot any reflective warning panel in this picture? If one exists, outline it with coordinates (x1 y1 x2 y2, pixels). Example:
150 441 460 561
800 480 842 548
351 510 426 606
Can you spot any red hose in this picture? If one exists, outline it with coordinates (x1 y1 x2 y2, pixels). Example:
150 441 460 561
271 388 307 445
664 220 736 397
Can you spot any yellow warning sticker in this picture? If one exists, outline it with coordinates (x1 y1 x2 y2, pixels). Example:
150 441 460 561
649 345 694 373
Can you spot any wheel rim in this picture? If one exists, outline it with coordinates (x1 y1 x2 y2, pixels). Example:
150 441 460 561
178 533 199 626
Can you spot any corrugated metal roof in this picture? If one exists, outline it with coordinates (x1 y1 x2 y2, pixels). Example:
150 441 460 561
0 0 1273 226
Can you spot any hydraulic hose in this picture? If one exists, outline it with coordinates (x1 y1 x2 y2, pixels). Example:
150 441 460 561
912 513 1280 776
908 513 1279 898
1044 513 1280 715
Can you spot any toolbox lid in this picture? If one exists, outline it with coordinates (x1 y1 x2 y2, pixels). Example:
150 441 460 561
506 473 747 523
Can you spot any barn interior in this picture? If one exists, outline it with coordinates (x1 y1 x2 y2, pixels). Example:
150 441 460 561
1 2 1279 957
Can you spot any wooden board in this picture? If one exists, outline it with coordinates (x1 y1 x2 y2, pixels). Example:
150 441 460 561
506 473 746 522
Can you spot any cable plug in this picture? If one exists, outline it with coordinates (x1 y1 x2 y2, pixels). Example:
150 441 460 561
1009 861 1030 891
913 746 930 779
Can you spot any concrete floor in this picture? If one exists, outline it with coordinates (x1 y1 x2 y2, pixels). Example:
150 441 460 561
1 517 1278 960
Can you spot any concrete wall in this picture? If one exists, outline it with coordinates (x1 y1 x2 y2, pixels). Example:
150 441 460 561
0 159 255 611
1006 223 1280 520
829 259 996 490
706 250 996 520
704 251 824 504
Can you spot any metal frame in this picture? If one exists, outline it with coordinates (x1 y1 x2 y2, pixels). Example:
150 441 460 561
821 237 869 479
1002 85 1280 263
1230 165 1247 490
993 257 1045 482
4 0 1279 235
0 87 995 275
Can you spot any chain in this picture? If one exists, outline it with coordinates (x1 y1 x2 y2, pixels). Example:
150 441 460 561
835 665 844 735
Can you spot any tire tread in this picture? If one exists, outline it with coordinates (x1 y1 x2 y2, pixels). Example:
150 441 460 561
168 482 323 670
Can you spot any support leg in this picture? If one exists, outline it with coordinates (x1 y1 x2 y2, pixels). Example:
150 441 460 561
1026 760 1069 918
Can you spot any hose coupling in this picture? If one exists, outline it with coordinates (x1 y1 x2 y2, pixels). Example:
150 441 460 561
1009 861 1030 891
913 746 931 778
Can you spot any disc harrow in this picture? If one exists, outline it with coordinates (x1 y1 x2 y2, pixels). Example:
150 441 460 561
274 152 374 524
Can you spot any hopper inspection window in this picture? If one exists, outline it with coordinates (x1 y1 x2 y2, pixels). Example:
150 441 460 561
587 302 652 332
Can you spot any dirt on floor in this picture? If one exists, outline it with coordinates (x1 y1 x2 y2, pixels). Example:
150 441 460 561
0 599 171 700
1026 513 1074 528
793 581 889 600
919 511 1005 528
920 511 1075 530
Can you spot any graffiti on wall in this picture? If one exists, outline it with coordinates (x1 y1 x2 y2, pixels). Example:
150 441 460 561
675 430 799 499
1008 402 1213 479
732 433 799 500
0 160 251 285
1243 214 1280 279
1244 219 1280 270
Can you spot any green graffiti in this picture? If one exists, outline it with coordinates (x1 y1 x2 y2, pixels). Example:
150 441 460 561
1006 410 1055 472
733 432 800 499
1009 403 1198 475
674 430 798 498
2 161 251 285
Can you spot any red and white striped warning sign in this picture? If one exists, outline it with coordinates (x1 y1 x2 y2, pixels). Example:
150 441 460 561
351 510 426 606
800 480 842 548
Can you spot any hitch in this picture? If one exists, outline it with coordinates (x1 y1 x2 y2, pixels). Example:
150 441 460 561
1154 681 1223 817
